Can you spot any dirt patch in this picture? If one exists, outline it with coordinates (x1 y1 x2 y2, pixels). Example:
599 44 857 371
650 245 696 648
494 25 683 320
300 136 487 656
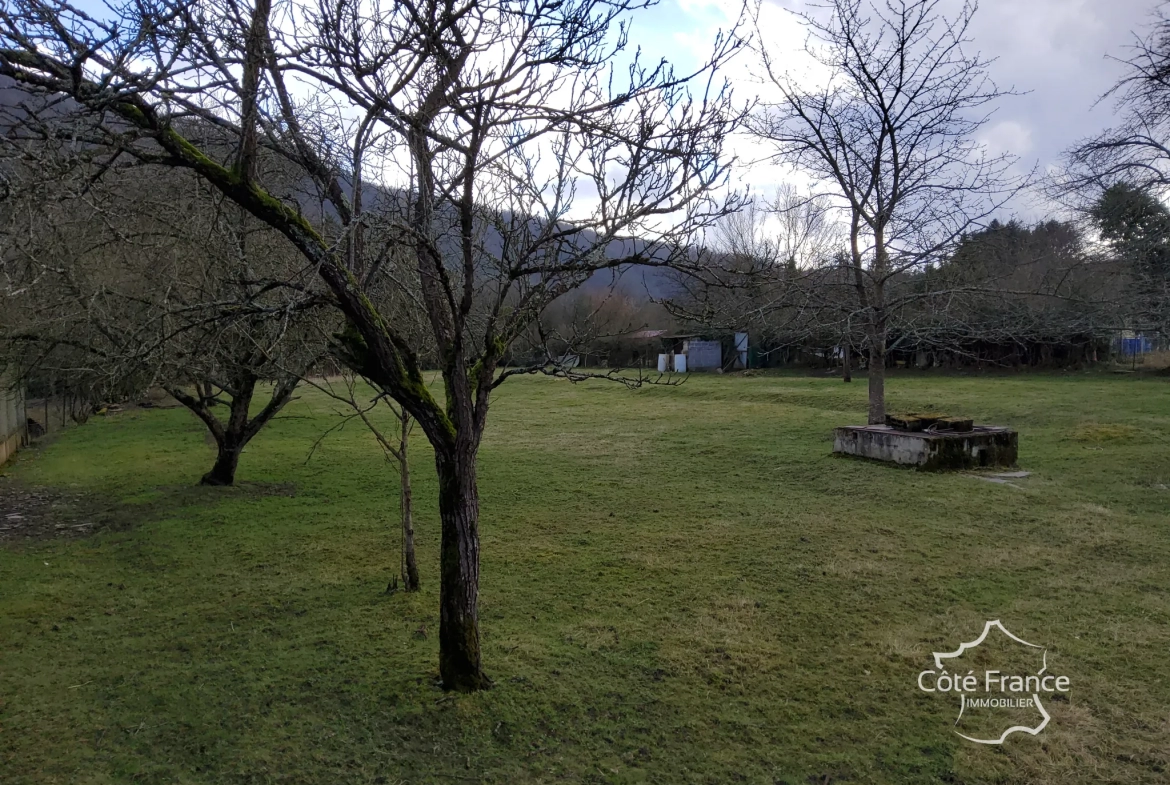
0 477 296 544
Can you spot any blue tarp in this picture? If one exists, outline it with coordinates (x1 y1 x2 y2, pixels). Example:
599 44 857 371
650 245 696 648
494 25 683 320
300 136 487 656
1120 337 1153 355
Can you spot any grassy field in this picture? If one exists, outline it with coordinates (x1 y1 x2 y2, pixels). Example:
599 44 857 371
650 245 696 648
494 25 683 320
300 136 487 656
1 371 1168 784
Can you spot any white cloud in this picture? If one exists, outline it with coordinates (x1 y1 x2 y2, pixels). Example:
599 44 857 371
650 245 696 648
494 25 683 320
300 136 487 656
625 0 1158 221
980 120 1035 159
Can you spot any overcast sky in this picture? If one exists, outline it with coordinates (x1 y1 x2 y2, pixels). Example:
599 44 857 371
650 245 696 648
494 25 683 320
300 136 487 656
625 0 1161 220
65 0 1162 222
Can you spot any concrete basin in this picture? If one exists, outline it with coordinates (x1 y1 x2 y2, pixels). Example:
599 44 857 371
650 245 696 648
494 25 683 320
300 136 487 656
833 425 1018 470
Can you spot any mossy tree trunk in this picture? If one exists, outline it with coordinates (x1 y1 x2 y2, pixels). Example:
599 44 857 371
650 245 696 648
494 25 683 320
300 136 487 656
434 441 487 691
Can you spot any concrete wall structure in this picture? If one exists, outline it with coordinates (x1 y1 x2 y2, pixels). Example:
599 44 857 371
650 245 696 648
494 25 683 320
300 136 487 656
0 373 27 466
833 425 1017 470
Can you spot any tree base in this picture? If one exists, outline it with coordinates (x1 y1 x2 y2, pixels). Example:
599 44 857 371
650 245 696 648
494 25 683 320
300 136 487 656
440 670 493 693
385 577 421 594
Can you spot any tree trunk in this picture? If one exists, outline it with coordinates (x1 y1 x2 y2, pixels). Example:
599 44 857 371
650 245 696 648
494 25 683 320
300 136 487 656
842 340 852 383
399 410 420 592
189 373 298 487
867 339 886 424
199 373 256 487
435 447 489 691
201 442 243 486
865 234 890 424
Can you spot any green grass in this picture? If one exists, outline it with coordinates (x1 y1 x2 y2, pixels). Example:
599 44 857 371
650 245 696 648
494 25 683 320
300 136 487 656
2 371 1169 784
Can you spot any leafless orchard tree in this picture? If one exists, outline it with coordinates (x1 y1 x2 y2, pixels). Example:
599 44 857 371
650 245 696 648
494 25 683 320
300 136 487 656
671 206 1114 378
770 184 842 270
0 149 327 485
0 0 744 689
1058 5 1170 339
1063 3 1170 197
749 0 1023 422
306 373 422 593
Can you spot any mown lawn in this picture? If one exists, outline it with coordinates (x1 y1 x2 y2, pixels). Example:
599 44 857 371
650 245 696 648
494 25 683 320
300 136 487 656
1 371 1168 784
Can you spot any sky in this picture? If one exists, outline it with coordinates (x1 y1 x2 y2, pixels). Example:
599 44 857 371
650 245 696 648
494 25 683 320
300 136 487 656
56 0 1164 225
622 0 1162 221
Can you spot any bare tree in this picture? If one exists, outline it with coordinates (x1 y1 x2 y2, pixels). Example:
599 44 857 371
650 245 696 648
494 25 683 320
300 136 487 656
1 151 325 485
0 0 743 689
307 374 422 592
1063 3 1170 197
1058 5 1170 338
670 178 1115 374
771 184 842 270
749 0 1021 422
